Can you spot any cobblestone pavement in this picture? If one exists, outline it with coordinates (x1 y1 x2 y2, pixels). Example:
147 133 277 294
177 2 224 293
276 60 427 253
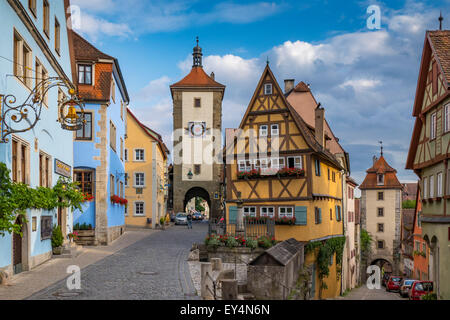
27 223 207 300
335 285 408 300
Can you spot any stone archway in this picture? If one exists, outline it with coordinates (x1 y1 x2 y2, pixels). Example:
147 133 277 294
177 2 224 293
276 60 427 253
12 216 29 275
183 187 211 216
370 258 393 274
424 234 439 296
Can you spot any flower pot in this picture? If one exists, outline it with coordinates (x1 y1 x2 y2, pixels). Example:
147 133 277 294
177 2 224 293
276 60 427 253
52 246 63 255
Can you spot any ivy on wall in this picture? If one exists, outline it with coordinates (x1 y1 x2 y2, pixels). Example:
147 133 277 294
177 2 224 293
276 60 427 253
0 162 85 237
305 236 346 300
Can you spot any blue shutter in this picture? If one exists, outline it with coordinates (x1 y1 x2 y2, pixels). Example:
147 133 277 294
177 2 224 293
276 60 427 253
295 206 307 225
335 205 339 221
229 206 237 223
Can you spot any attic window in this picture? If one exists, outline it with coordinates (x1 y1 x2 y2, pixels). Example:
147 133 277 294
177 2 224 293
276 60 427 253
264 83 272 95
377 174 384 185
78 64 92 85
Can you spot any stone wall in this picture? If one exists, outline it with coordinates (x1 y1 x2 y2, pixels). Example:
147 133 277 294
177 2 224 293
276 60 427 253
107 225 125 244
247 265 287 299
206 247 265 264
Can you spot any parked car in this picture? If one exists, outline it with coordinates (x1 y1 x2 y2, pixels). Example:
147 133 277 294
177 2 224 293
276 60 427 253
409 281 434 300
399 279 416 298
175 213 188 225
193 212 203 221
386 276 403 292
382 272 392 287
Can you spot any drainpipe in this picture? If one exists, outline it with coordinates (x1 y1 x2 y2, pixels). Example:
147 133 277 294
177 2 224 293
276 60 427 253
340 170 346 296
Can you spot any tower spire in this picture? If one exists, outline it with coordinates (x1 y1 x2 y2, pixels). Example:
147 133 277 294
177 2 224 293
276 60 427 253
379 141 383 157
192 36 203 67
439 11 444 30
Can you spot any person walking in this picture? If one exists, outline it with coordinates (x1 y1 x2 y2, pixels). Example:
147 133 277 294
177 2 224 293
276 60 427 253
187 211 193 229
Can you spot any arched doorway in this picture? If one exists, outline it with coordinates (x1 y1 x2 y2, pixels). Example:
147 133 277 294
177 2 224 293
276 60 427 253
12 216 28 275
183 187 211 219
370 258 393 275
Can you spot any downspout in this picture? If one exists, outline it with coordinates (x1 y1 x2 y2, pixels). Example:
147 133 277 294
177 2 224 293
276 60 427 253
341 170 346 296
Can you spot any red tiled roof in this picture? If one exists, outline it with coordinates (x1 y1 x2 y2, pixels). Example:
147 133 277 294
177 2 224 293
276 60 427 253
170 67 225 88
294 81 310 92
428 30 450 87
360 156 403 189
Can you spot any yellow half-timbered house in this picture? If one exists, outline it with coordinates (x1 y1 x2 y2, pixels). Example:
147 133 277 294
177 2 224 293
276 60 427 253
225 64 345 299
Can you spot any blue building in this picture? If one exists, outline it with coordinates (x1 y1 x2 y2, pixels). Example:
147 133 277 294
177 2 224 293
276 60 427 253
0 0 75 275
71 31 129 245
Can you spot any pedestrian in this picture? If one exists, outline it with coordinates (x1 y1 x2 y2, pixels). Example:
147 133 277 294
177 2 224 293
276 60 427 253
187 212 193 229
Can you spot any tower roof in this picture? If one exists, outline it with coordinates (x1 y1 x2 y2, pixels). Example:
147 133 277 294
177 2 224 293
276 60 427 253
360 155 403 189
170 39 225 89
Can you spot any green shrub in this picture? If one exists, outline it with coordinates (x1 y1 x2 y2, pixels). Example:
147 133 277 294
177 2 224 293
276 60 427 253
257 235 274 249
226 237 239 248
51 225 64 248
246 239 258 249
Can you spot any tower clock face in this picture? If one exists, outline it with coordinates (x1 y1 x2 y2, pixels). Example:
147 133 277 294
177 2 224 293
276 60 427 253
189 122 206 137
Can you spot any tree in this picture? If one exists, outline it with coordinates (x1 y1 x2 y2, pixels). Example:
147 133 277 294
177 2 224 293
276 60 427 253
195 197 205 213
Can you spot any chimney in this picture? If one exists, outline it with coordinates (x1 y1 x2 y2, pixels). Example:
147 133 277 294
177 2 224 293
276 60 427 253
315 103 325 148
210 72 215 80
284 79 295 94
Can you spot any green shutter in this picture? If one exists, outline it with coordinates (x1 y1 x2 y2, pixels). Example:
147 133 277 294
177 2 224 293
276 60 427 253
229 206 238 223
319 208 322 224
295 206 307 225
335 205 339 221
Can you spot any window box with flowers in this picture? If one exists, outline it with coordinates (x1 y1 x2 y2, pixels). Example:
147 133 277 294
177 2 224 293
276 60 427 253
277 167 305 178
110 195 128 206
237 167 305 180
275 217 296 225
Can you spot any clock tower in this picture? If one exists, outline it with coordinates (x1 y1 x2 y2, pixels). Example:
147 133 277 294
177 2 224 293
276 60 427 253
170 39 225 219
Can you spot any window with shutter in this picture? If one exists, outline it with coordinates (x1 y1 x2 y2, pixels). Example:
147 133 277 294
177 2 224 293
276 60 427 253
295 206 307 225
229 206 238 223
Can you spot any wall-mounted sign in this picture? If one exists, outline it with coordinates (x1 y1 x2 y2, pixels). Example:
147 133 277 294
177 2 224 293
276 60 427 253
41 216 53 240
55 159 72 178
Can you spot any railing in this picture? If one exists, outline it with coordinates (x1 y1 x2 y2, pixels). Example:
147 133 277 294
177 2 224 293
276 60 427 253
208 218 275 239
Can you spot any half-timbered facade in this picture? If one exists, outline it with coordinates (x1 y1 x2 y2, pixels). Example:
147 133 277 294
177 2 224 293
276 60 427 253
225 64 345 299
406 30 450 299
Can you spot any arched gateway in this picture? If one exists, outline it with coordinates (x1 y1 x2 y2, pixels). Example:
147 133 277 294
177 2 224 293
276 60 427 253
170 39 225 219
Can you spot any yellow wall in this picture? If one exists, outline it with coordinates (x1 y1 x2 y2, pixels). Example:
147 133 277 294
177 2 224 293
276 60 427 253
125 111 167 228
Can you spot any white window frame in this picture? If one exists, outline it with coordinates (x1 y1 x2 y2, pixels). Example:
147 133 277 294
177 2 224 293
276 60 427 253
430 113 436 140
264 83 273 95
243 206 257 217
238 160 246 172
377 174 384 186
260 158 268 169
445 104 450 133
245 160 252 171
423 177 428 199
134 149 145 162
278 157 286 169
437 172 443 197
271 124 279 136
134 172 145 188
134 201 145 216
278 207 294 219
429 175 434 198
270 158 280 169
259 125 268 137
260 207 275 218
287 156 303 169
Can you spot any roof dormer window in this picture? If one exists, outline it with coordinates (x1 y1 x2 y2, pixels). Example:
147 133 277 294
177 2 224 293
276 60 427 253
78 64 92 85
377 174 384 186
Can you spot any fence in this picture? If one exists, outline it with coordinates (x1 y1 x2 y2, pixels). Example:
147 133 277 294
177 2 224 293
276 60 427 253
208 218 275 239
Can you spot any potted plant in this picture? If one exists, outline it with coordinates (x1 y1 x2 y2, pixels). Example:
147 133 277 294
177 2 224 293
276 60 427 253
52 225 64 255
67 231 79 243
160 217 166 230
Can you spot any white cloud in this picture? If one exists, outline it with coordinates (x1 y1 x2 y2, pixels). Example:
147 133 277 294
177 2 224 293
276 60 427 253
74 12 132 41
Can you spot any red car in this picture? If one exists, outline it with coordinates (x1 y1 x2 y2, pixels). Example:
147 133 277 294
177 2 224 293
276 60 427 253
409 281 434 300
386 276 403 292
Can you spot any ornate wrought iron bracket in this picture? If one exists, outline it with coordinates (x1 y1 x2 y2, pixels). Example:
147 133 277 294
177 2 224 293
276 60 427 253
0 76 85 143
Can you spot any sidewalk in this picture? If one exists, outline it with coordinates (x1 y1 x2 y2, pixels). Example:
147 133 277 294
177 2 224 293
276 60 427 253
0 229 157 300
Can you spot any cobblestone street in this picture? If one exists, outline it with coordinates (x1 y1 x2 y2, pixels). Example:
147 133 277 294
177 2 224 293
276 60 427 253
26 223 207 300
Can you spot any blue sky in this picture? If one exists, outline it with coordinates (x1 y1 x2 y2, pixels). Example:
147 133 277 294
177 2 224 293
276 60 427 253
71 0 450 186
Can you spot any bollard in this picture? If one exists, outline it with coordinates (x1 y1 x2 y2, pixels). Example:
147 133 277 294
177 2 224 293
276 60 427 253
201 262 214 300
211 258 223 272
221 279 238 300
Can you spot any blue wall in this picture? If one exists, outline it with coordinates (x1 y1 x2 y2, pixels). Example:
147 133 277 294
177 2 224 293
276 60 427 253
0 0 74 269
